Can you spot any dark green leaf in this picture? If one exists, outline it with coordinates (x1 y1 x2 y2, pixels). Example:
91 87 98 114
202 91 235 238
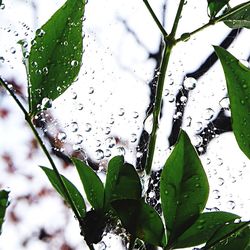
0 190 10 235
208 0 229 18
72 158 104 210
174 211 240 248
82 210 106 245
40 167 86 218
104 155 124 206
160 129 209 243
205 221 250 249
219 1 250 29
28 0 85 115
112 199 166 247
104 157 142 206
214 46 250 159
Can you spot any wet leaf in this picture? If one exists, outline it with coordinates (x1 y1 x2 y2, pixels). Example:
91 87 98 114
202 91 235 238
205 221 250 249
40 167 86 218
112 199 166 247
173 211 240 248
219 1 250 29
208 0 229 18
28 0 85 115
160 129 209 243
72 158 104 210
214 46 250 159
104 155 124 206
0 190 10 235
104 156 142 207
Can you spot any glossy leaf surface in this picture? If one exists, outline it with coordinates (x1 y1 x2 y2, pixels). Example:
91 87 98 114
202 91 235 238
28 0 85 115
220 1 250 29
214 46 250 159
40 167 86 217
174 211 240 248
0 190 9 235
105 156 141 206
160 130 209 242
112 199 166 247
205 221 250 249
72 158 104 210
208 0 229 18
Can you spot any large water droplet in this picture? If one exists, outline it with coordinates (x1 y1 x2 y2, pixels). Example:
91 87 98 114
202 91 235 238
57 132 67 141
184 77 197 90
71 122 78 132
95 149 104 160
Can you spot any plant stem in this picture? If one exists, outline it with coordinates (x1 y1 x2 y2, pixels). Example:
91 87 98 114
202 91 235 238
170 0 186 38
145 0 187 174
0 77 83 227
145 41 173 174
143 0 168 37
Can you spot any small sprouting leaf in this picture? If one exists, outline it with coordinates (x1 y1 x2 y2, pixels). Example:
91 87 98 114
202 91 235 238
173 211 240 248
82 210 106 245
219 1 250 29
28 0 85 115
40 167 86 217
160 129 209 243
214 46 250 159
104 155 124 206
72 158 104 210
208 0 229 18
104 156 142 206
112 199 166 247
0 190 10 235
205 221 250 249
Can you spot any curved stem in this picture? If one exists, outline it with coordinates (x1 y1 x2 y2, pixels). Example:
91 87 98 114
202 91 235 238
143 0 168 37
0 77 83 226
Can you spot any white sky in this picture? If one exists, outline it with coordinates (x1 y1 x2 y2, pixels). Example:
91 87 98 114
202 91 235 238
0 0 250 249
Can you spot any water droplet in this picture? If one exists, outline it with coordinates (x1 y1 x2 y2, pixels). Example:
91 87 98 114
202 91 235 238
105 137 116 148
184 77 197 90
144 114 153 133
219 97 230 110
0 56 4 63
85 123 92 132
41 97 52 109
204 108 215 120
10 47 16 54
71 60 79 67
95 149 104 160
180 95 187 103
194 121 203 132
72 92 77 100
42 67 48 75
0 3 5 9
167 94 175 103
36 28 45 37
133 111 139 119
118 108 125 116
227 200 236 210
105 127 111 135
130 133 137 143
57 132 67 141
88 86 94 94
71 122 78 132
218 177 224 186
212 189 221 199
76 134 83 144
105 149 111 157
116 146 126 156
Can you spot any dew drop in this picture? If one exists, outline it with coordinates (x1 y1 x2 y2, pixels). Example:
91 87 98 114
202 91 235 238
0 3 5 9
41 97 52 109
105 137 116 148
71 122 78 132
118 108 125 116
57 132 67 141
227 200 236 210
36 28 45 37
10 47 16 54
184 77 197 90
85 123 92 132
204 108 214 120
219 97 230 110
116 146 126 156
71 60 79 67
218 177 224 186
0 56 4 63
212 189 221 199
95 149 104 160
130 133 137 143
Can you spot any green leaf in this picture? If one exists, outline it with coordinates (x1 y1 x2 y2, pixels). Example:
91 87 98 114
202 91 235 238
104 155 124 206
214 46 250 159
40 167 86 218
0 190 10 235
28 0 85 115
104 156 142 207
173 211 240 248
72 158 104 210
160 129 209 243
208 0 229 18
205 221 250 249
112 199 166 247
219 1 250 29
